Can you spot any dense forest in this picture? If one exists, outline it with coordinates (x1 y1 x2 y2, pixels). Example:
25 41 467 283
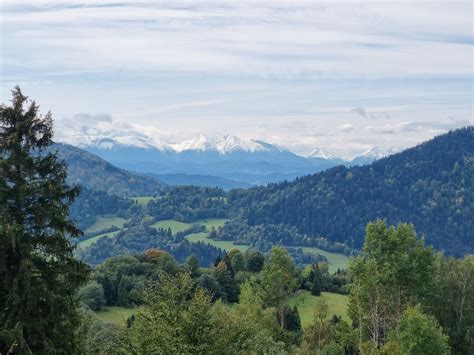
50 143 167 197
225 127 473 255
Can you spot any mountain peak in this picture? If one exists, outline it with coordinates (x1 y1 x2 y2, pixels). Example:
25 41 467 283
307 148 332 159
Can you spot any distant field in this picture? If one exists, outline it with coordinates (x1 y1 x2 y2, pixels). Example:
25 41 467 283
186 232 249 252
289 291 349 327
194 218 228 231
151 219 193 233
84 215 127 234
150 218 347 272
297 246 349 273
131 196 157 207
151 217 246 252
95 306 136 325
78 230 119 248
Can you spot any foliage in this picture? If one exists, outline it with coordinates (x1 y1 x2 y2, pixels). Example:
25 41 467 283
0 87 89 354
122 272 215 354
70 188 132 230
348 220 436 349
79 281 106 311
147 186 227 222
382 305 449 355
431 254 474 354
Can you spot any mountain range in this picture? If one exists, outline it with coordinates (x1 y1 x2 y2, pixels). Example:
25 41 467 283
59 132 399 187
66 126 473 258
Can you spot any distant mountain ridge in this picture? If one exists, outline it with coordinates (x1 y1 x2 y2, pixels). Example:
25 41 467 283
62 132 401 186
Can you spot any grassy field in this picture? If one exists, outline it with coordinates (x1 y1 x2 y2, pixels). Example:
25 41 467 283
78 231 119 248
289 291 349 327
151 219 194 233
297 246 349 273
84 215 127 234
131 196 157 207
186 232 249 252
195 218 228 231
95 306 136 325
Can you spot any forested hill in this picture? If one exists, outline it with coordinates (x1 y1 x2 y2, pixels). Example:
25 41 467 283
228 127 474 255
49 143 167 197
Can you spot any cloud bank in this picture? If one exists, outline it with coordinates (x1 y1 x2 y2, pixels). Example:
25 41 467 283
1 1 472 156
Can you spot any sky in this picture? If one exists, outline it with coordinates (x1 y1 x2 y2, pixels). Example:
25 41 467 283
1 0 473 158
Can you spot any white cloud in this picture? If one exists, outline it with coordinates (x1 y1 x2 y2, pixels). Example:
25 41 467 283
1 1 472 156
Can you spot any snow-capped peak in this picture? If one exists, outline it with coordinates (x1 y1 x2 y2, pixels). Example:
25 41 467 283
307 148 332 160
216 135 273 154
170 134 217 153
351 146 401 161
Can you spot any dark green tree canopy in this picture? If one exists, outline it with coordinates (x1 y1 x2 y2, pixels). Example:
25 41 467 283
0 87 89 354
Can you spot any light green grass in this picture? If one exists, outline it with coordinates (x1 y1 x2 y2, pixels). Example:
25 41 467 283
289 291 349 328
296 246 349 273
131 196 157 207
195 218 228 231
151 219 194 233
95 306 136 325
186 232 249 252
78 231 119 248
84 215 127 234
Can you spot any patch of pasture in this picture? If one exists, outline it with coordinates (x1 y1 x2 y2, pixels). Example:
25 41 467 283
186 232 249 252
289 290 349 328
95 306 136 325
84 215 127 234
296 246 349 273
78 231 119 248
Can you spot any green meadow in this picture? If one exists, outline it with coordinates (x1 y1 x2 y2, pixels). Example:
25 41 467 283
186 232 249 252
296 246 349 273
95 306 136 326
84 215 127 234
78 231 119 248
151 219 194 234
289 291 349 327
131 196 158 207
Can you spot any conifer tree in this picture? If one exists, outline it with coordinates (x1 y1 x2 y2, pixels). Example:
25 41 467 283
0 87 89 354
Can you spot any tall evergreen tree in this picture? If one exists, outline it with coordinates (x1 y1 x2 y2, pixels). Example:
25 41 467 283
0 87 89 354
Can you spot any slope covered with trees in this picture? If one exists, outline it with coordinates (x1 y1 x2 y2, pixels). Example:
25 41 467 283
50 143 167 197
227 127 473 255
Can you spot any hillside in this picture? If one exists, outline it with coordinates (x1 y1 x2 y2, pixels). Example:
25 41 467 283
149 173 252 190
50 143 167 197
227 127 474 255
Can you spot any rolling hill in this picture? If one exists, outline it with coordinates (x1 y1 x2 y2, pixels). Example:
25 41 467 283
227 127 474 255
49 143 167 197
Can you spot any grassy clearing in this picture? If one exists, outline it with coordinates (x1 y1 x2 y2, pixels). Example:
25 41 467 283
186 232 249 252
195 218 228 231
84 215 127 234
95 306 136 326
78 231 119 248
151 219 193 234
131 196 157 207
297 246 349 273
289 291 349 328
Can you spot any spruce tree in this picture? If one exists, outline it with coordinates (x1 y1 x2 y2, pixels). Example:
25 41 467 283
0 87 89 354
